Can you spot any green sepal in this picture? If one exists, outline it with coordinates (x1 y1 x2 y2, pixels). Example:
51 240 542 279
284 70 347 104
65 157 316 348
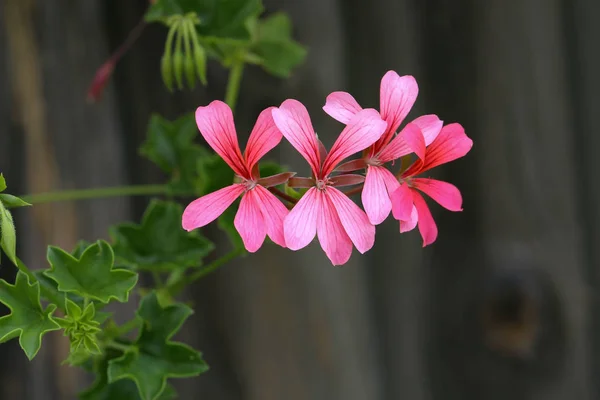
0 193 31 209
0 200 17 265
0 174 6 192
45 240 138 304
0 271 61 360
107 292 208 400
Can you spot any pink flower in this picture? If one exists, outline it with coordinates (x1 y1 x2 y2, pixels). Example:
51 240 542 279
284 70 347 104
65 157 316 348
272 99 387 265
182 101 293 252
389 123 473 246
323 70 443 225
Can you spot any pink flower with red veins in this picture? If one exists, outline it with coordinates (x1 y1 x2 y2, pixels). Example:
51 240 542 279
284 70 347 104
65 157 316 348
390 123 473 246
323 70 443 225
182 100 294 252
271 99 387 265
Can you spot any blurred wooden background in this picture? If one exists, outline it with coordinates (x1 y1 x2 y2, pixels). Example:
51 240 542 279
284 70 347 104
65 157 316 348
0 0 598 399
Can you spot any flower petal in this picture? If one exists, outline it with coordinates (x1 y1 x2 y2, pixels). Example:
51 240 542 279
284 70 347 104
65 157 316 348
375 72 418 150
272 100 321 176
362 166 392 225
420 123 473 173
378 122 423 162
323 91 363 124
195 101 248 177
322 109 387 176
412 178 463 211
252 185 288 248
244 106 283 171
411 114 443 146
390 183 413 221
399 206 418 233
182 184 245 231
284 187 319 250
317 191 353 265
234 191 267 252
412 191 438 246
326 187 375 254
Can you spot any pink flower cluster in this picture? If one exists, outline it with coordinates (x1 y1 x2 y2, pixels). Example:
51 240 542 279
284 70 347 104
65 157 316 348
182 71 473 265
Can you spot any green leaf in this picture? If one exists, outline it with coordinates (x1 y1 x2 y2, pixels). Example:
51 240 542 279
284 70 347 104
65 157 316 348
0 174 6 192
0 193 31 209
139 113 206 196
0 201 17 265
81 350 177 400
107 293 208 400
250 13 307 77
45 240 138 304
56 298 104 365
72 240 93 259
145 0 263 40
0 271 61 360
111 200 214 272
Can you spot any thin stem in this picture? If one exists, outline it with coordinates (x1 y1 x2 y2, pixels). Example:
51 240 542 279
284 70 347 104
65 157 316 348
168 248 244 295
269 187 298 204
20 184 168 204
112 317 142 337
225 60 244 112
111 17 147 63
105 340 133 353
16 257 66 311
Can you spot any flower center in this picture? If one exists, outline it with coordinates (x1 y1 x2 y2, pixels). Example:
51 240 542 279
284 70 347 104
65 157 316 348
315 179 328 191
365 157 382 167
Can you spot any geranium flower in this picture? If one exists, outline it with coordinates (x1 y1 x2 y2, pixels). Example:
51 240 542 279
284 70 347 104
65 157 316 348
389 123 473 246
323 70 443 225
271 99 387 265
182 100 293 252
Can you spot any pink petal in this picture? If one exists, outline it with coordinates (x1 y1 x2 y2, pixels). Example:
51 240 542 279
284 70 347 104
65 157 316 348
196 101 249 178
399 206 418 233
272 100 321 176
322 109 387 176
323 91 363 124
412 191 438 247
412 178 463 211
420 123 473 173
316 190 353 265
379 166 401 195
411 114 443 146
378 123 423 163
252 185 288 248
376 72 419 150
244 107 283 172
390 183 413 221
326 187 375 254
362 166 392 225
234 191 267 252
182 184 245 231
284 187 320 250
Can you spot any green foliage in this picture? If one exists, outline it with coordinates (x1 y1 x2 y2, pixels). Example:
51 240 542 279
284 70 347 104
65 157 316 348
0 174 29 265
140 113 206 195
45 241 138 304
107 292 208 400
111 200 214 272
248 12 307 77
56 299 103 365
0 271 61 360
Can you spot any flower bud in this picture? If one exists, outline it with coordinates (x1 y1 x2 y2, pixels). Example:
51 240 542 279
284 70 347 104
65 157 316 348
161 52 174 92
86 59 115 103
173 50 184 90
193 43 207 85
185 49 196 89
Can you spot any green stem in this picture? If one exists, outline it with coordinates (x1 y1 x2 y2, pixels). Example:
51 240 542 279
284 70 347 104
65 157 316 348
225 60 244 112
113 317 142 336
168 248 243 295
20 184 168 205
16 257 66 311
105 340 133 353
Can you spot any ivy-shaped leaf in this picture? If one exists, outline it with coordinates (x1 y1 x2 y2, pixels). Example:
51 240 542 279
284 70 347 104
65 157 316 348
140 113 207 196
107 292 208 400
0 271 61 360
45 240 138 304
81 349 177 400
111 200 214 272
249 12 307 78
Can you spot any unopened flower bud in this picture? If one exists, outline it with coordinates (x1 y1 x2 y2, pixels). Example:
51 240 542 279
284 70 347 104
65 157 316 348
173 50 184 90
193 43 207 85
86 59 115 103
161 52 174 92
